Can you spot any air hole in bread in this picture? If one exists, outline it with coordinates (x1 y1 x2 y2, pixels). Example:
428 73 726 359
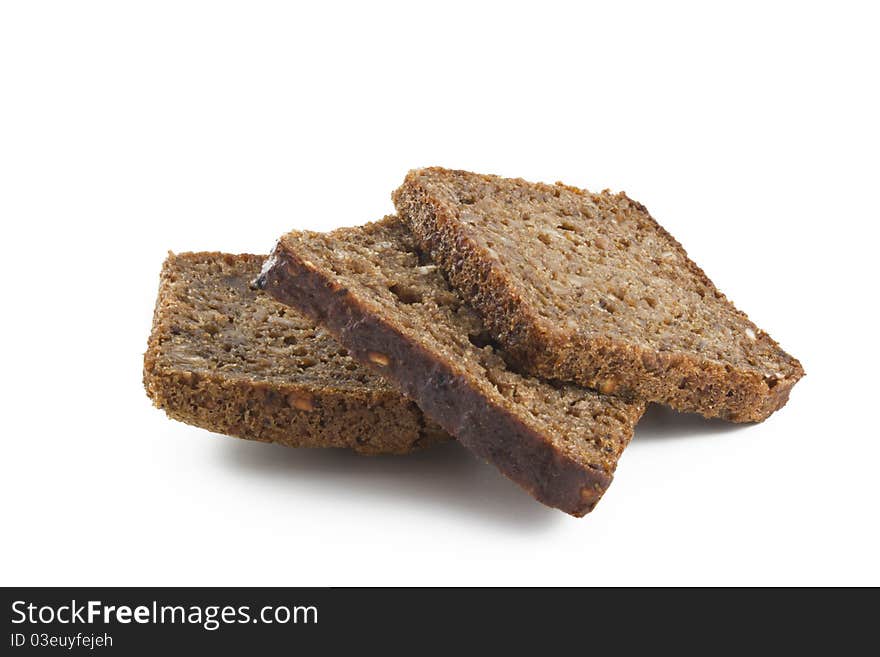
388 283 423 305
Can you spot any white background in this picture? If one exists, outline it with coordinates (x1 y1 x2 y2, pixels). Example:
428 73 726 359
1 1 877 586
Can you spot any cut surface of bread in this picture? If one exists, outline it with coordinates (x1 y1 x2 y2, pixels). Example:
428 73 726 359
394 167 803 422
144 252 450 454
258 218 645 516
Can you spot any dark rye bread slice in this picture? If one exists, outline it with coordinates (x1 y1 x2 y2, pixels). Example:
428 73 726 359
257 217 645 516
144 252 451 455
394 167 804 422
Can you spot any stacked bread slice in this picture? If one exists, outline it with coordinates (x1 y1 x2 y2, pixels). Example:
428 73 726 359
145 168 802 515
256 217 645 515
144 252 451 454
393 168 802 422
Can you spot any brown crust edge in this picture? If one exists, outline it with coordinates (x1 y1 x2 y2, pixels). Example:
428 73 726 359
258 245 633 516
394 170 804 422
143 251 448 455
143 364 447 455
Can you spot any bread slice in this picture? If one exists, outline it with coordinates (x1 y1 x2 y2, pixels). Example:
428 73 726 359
394 167 803 422
257 217 645 516
144 252 451 454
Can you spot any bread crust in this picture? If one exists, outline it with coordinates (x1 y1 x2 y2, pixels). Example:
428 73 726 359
395 168 804 422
